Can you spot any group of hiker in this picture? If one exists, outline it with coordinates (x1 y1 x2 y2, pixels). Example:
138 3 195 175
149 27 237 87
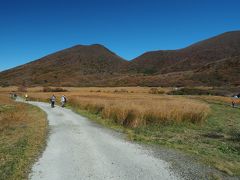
9 92 67 108
50 95 67 108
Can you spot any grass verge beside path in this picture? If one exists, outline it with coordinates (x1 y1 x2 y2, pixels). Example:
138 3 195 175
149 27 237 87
0 94 48 180
70 98 240 177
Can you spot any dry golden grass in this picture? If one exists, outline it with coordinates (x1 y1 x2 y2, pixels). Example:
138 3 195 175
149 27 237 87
3 87 210 128
24 86 171 94
2 86 239 176
23 87 210 128
0 94 26 128
0 93 47 179
0 86 18 92
70 96 209 127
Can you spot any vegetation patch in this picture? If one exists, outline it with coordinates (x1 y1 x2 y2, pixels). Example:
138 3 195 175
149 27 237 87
42 87 68 92
20 87 240 177
69 95 209 127
167 87 233 96
148 87 165 94
0 94 48 180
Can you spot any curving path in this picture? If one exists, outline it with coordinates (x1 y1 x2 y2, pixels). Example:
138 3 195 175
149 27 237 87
26 101 181 180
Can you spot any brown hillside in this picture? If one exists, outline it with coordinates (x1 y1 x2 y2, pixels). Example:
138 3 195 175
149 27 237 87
133 31 240 73
0 31 239 87
191 56 240 86
0 44 130 86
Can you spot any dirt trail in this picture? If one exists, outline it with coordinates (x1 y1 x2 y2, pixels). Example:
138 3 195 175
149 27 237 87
26 101 181 180
17 99 238 180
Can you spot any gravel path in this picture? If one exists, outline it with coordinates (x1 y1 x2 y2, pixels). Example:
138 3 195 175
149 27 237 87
27 101 182 180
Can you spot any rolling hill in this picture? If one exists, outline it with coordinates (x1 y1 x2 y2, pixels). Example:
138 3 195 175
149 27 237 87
0 31 239 87
132 31 240 74
0 44 130 86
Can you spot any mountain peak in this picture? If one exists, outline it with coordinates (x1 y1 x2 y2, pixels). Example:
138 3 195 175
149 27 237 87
0 31 240 87
90 43 105 47
69 44 106 49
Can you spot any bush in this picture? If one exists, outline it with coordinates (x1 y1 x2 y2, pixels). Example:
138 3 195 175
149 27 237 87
43 87 67 92
168 88 210 95
149 88 165 94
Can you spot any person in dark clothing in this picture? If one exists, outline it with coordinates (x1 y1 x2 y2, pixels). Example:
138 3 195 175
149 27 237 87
13 93 17 100
50 95 56 108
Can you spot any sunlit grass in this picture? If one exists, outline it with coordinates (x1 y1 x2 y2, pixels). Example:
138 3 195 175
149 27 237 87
0 93 47 179
70 96 209 127
11 86 240 176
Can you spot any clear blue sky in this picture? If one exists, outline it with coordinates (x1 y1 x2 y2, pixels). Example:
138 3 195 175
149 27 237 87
0 0 240 71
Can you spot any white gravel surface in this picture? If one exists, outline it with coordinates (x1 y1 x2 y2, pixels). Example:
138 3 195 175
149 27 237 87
27 101 181 180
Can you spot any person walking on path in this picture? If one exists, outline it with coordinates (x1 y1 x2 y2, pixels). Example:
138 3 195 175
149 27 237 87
232 95 239 108
50 95 56 108
61 95 67 107
25 94 28 101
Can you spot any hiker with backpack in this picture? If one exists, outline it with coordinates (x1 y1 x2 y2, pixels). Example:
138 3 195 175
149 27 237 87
61 95 67 107
50 95 56 108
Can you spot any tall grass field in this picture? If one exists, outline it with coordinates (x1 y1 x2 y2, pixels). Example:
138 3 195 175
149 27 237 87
2 86 240 177
69 95 209 127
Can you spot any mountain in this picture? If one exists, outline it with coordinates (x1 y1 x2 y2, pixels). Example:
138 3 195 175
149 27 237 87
0 44 130 86
0 31 240 87
133 31 240 74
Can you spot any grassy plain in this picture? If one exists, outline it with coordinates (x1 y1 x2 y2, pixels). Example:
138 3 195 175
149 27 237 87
2 86 240 176
0 92 48 180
